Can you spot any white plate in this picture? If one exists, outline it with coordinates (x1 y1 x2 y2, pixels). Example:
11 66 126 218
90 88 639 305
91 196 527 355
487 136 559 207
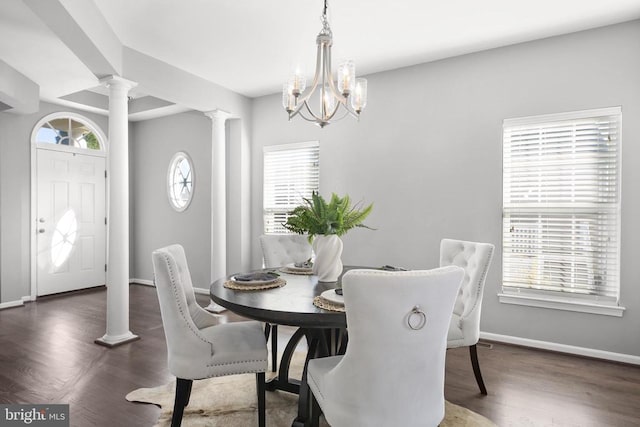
320 289 344 306
286 262 313 272
231 274 279 285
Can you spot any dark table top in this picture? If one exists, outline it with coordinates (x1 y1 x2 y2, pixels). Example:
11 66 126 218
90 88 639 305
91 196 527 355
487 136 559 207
210 268 354 328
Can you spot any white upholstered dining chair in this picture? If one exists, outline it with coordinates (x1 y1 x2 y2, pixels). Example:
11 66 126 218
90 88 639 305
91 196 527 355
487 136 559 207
259 234 312 371
440 238 495 395
307 267 464 427
259 234 312 268
152 244 268 427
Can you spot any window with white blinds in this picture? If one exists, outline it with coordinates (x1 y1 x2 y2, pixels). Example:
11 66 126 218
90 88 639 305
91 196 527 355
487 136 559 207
263 141 319 234
501 107 622 314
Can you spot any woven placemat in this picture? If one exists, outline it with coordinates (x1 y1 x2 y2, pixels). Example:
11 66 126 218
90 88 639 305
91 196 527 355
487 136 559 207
224 277 286 291
313 296 345 312
278 267 313 276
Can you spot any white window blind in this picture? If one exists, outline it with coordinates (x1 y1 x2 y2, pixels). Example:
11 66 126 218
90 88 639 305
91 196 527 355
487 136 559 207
263 141 319 234
502 107 621 304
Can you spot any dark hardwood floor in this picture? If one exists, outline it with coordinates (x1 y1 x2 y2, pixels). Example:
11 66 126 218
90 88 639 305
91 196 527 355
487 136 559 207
1 284 638 426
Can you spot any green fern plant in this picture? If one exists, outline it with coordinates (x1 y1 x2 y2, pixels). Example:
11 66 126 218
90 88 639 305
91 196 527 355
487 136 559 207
283 192 373 241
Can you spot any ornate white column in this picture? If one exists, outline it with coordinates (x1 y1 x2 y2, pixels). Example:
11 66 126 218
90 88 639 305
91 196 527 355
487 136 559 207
96 75 139 347
204 110 231 313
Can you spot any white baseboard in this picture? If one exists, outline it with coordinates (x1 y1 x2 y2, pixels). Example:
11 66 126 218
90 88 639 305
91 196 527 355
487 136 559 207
130 278 154 286
0 299 24 310
1 280 195 311
129 278 209 297
480 331 640 365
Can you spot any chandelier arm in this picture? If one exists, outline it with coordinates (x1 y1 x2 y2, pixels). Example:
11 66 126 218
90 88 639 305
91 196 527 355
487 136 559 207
324 99 343 122
288 97 308 118
298 103 331 127
296 33 325 108
331 108 351 123
320 46 327 119
292 69 354 124
289 99 326 124
317 105 352 126
323 44 346 103
297 109 323 123
296 100 353 127
288 101 314 121
303 99 325 122
341 100 361 119
288 39 323 119
305 96 352 124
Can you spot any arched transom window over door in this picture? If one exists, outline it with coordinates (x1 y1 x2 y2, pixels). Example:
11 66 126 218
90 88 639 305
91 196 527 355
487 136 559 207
34 113 105 150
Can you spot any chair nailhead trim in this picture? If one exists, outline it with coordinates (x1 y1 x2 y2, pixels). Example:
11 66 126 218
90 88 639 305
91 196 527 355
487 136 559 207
207 358 268 376
161 253 213 348
461 245 494 321
207 358 268 367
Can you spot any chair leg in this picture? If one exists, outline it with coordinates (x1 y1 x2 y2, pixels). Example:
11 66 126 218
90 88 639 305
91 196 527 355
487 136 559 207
310 390 322 427
469 344 487 395
264 323 278 372
337 328 348 355
256 372 266 427
264 322 271 340
271 324 278 372
171 378 193 427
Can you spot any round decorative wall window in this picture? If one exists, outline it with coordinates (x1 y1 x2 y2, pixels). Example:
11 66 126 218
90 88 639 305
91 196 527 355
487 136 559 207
167 152 195 212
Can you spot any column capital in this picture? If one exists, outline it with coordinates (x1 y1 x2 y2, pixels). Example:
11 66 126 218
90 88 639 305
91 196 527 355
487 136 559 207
204 109 232 122
99 75 138 91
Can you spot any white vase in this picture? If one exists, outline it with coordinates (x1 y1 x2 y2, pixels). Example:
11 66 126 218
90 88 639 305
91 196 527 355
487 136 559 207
312 235 343 282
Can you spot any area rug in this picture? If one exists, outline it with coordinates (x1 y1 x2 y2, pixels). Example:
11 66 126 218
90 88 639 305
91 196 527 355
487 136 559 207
127 353 496 427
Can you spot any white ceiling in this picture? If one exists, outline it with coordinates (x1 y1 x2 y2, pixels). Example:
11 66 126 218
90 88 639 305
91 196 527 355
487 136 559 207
92 0 640 98
0 0 97 101
1 0 640 106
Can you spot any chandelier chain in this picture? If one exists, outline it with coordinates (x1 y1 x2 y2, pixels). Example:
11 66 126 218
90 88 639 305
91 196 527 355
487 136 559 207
320 0 332 37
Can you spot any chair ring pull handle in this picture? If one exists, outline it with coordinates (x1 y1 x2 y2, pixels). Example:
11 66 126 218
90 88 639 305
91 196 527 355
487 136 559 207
408 305 427 330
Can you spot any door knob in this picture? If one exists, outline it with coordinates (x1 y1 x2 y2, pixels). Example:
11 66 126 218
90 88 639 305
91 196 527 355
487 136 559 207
38 228 45 234
39 218 46 223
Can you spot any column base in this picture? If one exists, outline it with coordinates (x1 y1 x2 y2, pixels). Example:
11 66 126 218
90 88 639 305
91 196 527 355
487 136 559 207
205 300 227 313
95 331 140 348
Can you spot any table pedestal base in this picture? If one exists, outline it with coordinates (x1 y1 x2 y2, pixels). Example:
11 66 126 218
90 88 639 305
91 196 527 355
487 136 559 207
265 327 347 427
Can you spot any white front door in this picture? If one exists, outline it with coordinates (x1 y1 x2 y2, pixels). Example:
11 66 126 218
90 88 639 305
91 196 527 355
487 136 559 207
36 148 106 296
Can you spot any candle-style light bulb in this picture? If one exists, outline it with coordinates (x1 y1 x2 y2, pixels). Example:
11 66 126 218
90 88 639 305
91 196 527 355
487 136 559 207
321 84 335 118
351 78 367 113
338 60 355 95
282 83 295 112
289 67 306 96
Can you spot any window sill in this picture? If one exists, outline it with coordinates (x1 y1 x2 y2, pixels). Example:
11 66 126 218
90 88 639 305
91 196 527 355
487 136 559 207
498 293 625 317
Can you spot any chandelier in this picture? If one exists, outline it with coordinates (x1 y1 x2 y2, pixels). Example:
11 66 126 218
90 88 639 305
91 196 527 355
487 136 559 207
282 0 367 128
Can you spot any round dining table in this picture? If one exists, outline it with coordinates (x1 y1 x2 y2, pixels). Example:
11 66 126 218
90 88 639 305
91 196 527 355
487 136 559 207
210 267 356 427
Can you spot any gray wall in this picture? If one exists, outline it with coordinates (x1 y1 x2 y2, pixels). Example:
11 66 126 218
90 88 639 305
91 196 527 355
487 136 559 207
130 111 213 288
250 21 640 356
0 102 109 303
130 108 253 288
